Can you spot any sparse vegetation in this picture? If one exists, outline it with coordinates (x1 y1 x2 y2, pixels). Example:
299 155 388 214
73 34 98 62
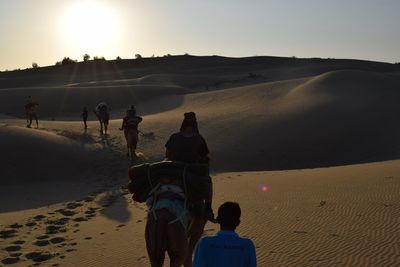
83 54 90 62
135 54 142 59
116 56 122 60
55 57 77 65
32 62 39 68
93 56 105 61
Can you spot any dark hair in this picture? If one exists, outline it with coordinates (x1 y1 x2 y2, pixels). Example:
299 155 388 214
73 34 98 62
217 202 241 230
127 105 136 116
180 112 199 133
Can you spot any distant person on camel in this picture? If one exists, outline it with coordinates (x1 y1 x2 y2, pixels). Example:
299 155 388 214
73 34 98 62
25 96 39 128
119 105 143 159
193 202 257 267
94 102 110 135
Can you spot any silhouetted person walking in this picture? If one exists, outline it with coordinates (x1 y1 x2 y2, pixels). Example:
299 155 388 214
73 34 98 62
193 202 257 267
25 96 39 128
81 106 88 129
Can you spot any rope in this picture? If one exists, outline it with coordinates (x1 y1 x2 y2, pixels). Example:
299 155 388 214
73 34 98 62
168 165 189 228
145 164 159 221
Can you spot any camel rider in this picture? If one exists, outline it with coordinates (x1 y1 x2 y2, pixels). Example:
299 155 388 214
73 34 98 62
119 105 143 157
94 102 110 134
165 112 213 217
95 102 109 119
165 112 215 267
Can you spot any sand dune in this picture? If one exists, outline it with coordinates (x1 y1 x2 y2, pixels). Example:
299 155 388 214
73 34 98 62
133 70 400 171
0 125 99 182
0 84 187 118
1 57 400 266
1 158 399 266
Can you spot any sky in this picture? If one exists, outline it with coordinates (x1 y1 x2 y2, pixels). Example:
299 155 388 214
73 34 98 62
0 0 399 70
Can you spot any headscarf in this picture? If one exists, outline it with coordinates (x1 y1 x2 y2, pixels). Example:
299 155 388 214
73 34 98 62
180 112 199 134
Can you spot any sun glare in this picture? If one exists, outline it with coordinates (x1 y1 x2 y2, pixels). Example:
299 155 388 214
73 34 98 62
60 1 120 54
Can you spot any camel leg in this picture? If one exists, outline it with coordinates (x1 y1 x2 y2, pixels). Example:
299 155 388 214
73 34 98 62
99 121 103 134
126 130 138 159
35 115 39 128
167 219 188 267
184 217 206 267
145 210 167 267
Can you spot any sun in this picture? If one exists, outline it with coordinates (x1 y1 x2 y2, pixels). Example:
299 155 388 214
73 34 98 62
60 1 120 53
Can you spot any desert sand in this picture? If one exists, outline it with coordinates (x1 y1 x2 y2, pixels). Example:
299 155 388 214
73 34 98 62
1 56 400 266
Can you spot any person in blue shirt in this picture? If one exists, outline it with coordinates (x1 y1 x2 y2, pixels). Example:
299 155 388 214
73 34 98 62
193 202 257 267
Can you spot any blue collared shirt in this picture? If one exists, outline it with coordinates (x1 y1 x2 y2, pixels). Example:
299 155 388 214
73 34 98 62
193 230 257 267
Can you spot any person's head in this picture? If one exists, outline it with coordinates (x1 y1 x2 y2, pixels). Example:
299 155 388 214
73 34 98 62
217 202 241 231
127 105 136 116
180 111 199 133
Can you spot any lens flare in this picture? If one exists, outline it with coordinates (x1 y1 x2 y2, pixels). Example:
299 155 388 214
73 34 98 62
260 184 268 192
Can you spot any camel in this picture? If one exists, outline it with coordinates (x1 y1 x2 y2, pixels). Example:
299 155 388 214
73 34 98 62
124 128 139 159
94 102 109 135
120 108 143 159
145 185 211 267
145 207 188 267
25 102 39 128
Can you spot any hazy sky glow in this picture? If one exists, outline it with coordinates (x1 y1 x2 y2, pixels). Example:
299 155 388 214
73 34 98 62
1 0 399 70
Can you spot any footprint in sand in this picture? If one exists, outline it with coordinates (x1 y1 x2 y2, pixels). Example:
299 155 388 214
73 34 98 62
65 202 83 210
55 209 76 217
73 217 88 222
33 215 46 221
34 240 51 247
13 240 25 245
84 208 98 218
45 225 66 235
46 217 70 226
50 237 66 244
1 257 20 265
4 245 22 252
25 251 54 263
26 222 37 227
9 223 23 229
0 229 18 239
82 196 95 202
84 237 92 240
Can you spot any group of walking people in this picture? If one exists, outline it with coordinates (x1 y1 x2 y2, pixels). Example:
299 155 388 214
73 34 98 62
83 102 143 159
